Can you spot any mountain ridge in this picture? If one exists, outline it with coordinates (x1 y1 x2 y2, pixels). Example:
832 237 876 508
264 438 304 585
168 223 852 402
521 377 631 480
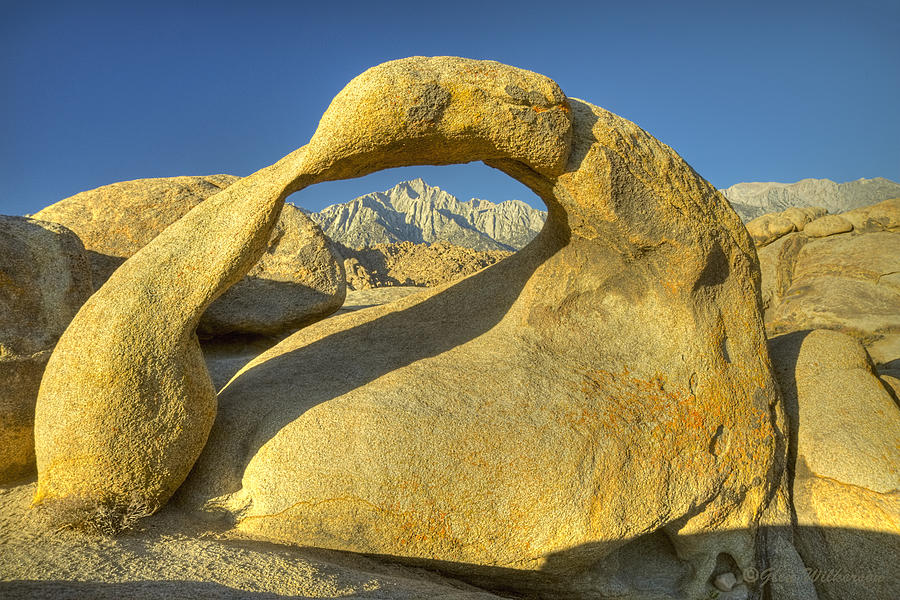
307 178 547 251
720 176 900 221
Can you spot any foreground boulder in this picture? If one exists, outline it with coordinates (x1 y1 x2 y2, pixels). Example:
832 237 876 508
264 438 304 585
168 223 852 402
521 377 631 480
175 57 783 599
769 330 900 600
33 148 309 528
34 176 345 336
0 216 93 483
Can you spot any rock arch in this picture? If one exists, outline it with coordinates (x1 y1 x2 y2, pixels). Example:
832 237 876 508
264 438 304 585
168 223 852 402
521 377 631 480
34 57 783 596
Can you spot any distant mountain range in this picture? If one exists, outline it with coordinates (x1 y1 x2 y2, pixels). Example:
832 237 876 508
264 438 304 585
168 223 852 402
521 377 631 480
302 177 900 251
720 177 900 221
307 178 546 251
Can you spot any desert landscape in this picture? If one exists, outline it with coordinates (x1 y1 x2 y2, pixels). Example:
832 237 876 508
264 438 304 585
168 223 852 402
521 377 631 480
1 55 898 600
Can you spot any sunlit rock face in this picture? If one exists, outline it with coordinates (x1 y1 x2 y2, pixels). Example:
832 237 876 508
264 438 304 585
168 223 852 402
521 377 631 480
0 216 93 483
33 144 310 525
755 198 900 387
170 57 784 598
34 175 346 336
769 330 900 600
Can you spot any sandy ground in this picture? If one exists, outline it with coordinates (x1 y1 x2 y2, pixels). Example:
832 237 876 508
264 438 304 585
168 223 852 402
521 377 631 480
0 480 506 599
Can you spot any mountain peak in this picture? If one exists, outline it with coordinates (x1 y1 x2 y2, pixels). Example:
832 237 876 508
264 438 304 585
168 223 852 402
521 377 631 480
388 178 441 202
395 177 432 193
310 180 547 251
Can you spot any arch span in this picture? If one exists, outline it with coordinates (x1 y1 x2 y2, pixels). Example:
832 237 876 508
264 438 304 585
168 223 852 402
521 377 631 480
34 57 781 598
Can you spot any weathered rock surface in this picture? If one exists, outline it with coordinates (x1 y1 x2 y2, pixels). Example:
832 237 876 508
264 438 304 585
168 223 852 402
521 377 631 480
0 216 93 483
744 206 826 248
0 217 93 357
803 213 852 238
756 230 808 311
722 177 900 221
34 175 237 279
769 330 900 600
310 178 546 251
0 356 47 481
342 257 372 290
338 240 512 289
201 207 345 336
781 206 824 230
179 57 782 599
745 198 899 250
34 175 345 336
841 197 900 232
772 330 899 491
767 231 900 339
33 146 310 528
745 212 797 247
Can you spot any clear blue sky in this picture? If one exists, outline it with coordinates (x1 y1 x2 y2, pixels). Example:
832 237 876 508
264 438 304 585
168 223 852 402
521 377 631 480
2 0 898 216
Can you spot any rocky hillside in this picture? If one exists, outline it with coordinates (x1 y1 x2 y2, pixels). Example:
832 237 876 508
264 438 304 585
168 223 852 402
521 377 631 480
338 240 512 290
307 178 546 251
721 177 900 221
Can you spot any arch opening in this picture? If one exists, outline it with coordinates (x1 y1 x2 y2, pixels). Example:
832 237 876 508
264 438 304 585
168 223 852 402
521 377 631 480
285 162 551 295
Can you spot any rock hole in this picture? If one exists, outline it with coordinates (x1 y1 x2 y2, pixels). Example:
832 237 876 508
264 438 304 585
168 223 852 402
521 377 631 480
712 552 741 591
709 424 725 456
287 163 549 292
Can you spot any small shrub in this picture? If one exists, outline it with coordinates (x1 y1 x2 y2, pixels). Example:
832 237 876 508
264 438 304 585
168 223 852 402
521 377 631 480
37 492 155 536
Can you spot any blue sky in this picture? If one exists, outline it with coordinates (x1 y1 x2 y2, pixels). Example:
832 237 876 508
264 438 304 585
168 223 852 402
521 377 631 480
2 0 898 215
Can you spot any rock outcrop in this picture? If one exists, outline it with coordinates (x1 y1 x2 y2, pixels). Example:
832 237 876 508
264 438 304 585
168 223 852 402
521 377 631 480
746 212 798 247
769 330 900 600
750 197 899 250
752 197 900 379
745 206 826 247
338 240 512 289
310 178 546 251
0 216 93 483
200 207 345 336
763 228 900 341
176 57 782 600
803 213 853 238
722 177 900 221
34 175 345 336
33 147 309 529
842 196 900 232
